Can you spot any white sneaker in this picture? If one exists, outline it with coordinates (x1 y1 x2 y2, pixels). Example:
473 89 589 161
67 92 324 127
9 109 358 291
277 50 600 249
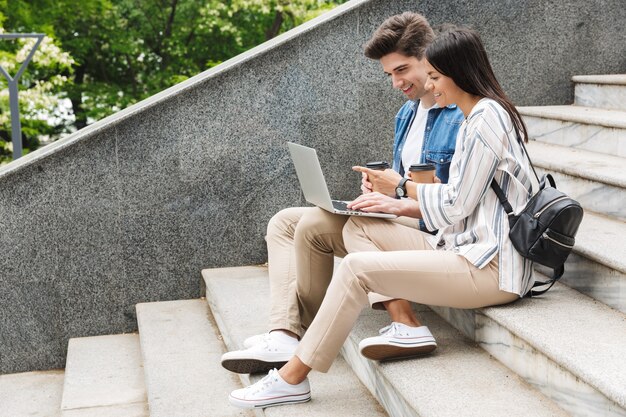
229 368 311 409
359 322 437 361
221 333 298 374
243 333 267 349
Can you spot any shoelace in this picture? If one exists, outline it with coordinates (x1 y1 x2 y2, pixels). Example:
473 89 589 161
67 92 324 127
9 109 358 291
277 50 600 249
258 333 277 352
378 322 407 337
250 368 280 394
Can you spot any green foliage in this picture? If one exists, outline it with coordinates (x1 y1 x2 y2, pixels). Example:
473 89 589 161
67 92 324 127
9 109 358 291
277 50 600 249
0 0 347 164
0 31 75 163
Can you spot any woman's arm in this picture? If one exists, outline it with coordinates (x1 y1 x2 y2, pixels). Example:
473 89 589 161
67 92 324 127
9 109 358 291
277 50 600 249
347 192 423 218
417 110 506 231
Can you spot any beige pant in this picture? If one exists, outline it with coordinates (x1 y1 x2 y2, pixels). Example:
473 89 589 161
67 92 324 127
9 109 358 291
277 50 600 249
295 216 519 372
266 207 400 336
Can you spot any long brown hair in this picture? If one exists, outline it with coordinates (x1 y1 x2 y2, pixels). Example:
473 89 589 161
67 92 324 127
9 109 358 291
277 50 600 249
425 28 528 142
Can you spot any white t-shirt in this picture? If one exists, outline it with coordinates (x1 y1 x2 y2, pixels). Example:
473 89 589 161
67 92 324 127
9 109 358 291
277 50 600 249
401 101 431 177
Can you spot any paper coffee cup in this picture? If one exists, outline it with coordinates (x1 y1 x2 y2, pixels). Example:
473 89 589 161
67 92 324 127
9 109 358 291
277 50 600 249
409 163 436 183
364 161 390 193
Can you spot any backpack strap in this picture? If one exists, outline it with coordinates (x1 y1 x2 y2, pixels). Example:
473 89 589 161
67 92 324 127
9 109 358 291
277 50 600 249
490 179 514 215
513 130 541 185
490 131 541 216
526 265 564 297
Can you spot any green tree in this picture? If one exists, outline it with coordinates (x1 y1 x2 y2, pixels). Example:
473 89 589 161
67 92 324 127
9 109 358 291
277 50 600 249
0 0 347 163
0 28 74 163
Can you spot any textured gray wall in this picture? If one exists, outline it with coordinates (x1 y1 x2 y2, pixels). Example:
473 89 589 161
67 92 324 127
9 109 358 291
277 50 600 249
0 0 624 373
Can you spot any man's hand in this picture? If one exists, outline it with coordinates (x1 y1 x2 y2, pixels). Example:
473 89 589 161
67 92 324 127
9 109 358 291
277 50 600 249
353 166 403 197
361 172 373 194
347 192 422 218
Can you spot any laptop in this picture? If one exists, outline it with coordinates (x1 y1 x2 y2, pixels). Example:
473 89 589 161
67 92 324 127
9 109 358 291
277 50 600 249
287 142 397 219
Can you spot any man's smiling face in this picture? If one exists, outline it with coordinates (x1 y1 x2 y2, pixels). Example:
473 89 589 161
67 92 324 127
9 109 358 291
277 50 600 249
380 52 429 101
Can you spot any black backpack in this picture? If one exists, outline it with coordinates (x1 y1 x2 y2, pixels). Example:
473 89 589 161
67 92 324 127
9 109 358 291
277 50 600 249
491 143 584 297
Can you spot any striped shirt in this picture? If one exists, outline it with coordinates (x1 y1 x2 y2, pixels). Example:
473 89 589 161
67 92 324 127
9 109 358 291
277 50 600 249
418 98 535 296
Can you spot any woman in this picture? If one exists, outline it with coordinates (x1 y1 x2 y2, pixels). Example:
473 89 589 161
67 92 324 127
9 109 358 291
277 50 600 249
227 27 535 409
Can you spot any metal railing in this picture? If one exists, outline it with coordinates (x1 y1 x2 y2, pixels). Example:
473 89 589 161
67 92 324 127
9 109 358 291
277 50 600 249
0 33 45 160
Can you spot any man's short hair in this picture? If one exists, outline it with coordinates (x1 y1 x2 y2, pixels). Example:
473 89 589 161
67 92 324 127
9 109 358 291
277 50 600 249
364 12 434 60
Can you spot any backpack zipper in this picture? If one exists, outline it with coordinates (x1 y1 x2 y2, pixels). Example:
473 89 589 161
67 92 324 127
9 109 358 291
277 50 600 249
534 196 569 219
542 232 574 248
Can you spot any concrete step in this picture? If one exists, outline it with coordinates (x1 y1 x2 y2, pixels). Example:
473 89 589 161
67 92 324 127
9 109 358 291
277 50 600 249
573 74 626 111
519 105 626 157
203 266 567 417
0 370 64 417
525 141 626 221
135 299 253 417
202 266 388 417
432 282 626 417
60 334 148 417
538 210 626 313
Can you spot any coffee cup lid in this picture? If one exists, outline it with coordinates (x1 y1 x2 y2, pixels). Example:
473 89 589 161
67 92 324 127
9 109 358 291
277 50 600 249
366 161 390 169
409 163 436 172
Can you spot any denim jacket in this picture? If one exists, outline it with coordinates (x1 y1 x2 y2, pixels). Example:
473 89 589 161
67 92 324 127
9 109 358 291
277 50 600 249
392 100 463 183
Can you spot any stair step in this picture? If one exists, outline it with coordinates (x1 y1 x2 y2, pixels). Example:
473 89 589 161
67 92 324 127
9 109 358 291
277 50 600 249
432 282 626 417
202 266 388 417
551 210 626 313
60 334 148 417
0 370 64 417
135 299 252 417
519 105 626 157
526 141 626 220
573 74 626 111
203 266 567 417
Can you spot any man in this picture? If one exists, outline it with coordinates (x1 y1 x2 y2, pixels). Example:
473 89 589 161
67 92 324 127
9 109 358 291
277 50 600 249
221 12 463 374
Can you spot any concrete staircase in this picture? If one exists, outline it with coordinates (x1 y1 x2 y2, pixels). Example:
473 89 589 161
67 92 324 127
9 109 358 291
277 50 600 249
3 74 625 417
426 74 626 417
203 266 567 417
519 74 626 314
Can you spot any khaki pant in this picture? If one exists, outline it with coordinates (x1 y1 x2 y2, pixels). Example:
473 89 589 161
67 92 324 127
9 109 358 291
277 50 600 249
295 216 519 372
266 207 400 337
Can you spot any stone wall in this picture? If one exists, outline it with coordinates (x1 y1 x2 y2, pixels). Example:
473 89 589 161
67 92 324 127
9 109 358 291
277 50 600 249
1 0 624 373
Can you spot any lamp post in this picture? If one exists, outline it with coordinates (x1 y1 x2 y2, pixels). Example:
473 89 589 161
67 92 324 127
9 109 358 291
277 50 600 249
0 33 45 160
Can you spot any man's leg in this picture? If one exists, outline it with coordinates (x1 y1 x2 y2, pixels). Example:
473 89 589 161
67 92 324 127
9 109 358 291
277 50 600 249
294 208 349 329
266 207 309 338
221 207 308 374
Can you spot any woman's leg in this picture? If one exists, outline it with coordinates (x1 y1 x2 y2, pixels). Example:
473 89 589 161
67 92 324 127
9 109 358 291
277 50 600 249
344 216 428 320
295 243 518 373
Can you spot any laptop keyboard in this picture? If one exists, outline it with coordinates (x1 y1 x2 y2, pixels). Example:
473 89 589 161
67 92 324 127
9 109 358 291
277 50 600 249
332 200 357 212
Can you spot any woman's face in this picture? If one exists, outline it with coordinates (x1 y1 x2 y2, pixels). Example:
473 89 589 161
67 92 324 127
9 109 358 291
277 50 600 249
424 60 463 107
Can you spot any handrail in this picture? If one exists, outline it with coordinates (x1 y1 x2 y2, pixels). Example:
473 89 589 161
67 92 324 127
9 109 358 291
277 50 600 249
0 33 45 160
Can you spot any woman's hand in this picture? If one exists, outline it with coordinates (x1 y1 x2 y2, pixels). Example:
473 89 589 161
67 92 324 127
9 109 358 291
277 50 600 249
353 166 403 197
347 192 422 218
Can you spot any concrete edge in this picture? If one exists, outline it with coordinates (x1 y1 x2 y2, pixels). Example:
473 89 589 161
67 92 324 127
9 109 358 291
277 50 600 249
526 141 626 188
572 74 626 85
572 211 626 275
518 105 626 129
61 334 146 413
135 299 257 417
